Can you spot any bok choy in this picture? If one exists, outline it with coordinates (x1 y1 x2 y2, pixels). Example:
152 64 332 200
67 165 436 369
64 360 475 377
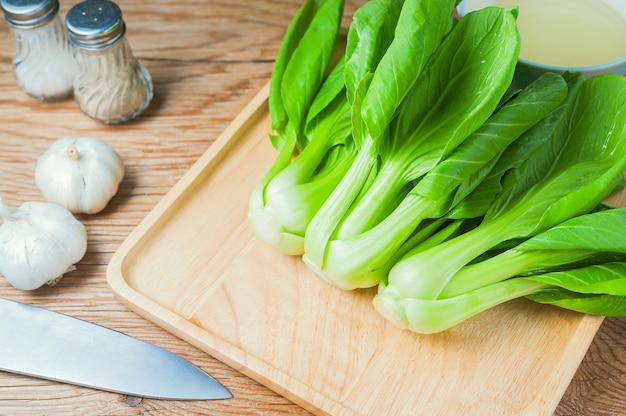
374 74 626 332
303 6 521 288
248 0 626 335
248 0 347 254
374 206 626 334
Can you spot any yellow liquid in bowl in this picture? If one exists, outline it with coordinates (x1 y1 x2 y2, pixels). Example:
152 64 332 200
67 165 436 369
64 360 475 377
495 0 626 67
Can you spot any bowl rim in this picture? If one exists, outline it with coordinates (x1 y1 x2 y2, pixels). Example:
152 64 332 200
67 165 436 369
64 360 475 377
516 54 626 72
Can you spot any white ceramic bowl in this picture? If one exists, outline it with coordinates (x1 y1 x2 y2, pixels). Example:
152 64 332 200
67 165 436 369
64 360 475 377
457 0 626 87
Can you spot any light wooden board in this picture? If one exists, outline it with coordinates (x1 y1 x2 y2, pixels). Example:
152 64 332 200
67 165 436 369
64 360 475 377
107 83 606 416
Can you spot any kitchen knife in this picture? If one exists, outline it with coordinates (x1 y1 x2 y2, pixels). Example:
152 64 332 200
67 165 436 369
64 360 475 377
0 298 232 400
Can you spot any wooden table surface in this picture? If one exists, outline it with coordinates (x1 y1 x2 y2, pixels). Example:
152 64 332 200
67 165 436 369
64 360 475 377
0 0 624 415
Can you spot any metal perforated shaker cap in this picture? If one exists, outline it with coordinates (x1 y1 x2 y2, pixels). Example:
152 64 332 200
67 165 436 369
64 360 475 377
65 0 125 50
0 0 59 28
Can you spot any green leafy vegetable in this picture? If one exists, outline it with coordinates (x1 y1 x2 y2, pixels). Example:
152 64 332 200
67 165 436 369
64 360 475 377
446 71 585 220
301 0 460 270
375 278 547 334
442 206 626 297
375 75 626 332
528 277 626 316
248 0 346 254
303 6 522 289
269 0 345 148
249 0 626 335
378 74 626 304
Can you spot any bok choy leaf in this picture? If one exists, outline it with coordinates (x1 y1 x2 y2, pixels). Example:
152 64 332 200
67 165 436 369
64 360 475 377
248 0 346 254
269 0 344 149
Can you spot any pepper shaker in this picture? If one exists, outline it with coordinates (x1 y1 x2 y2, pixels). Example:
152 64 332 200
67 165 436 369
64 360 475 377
0 0 77 100
65 0 153 124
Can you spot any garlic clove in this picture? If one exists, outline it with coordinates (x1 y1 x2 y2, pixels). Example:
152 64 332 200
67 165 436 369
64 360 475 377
0 197 87 290
35 137 125 214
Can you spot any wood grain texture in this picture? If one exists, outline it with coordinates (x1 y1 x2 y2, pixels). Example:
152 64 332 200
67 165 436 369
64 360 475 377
0 0 623 415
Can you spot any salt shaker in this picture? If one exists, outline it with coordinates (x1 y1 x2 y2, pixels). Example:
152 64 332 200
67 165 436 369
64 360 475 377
0 0 77 100
65 0 152 124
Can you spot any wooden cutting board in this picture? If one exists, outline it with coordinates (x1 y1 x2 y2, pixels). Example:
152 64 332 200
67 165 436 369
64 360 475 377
107 82 606 416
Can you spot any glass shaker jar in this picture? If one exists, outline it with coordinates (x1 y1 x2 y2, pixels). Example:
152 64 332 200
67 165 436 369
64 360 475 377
0 0 77 100
65 0 153 124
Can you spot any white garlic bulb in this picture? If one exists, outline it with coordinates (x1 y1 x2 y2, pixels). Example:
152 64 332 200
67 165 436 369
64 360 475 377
0 197 87 290
35 137 125 214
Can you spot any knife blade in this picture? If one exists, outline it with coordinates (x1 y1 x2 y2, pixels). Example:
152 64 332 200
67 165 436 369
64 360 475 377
0 298 232 400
